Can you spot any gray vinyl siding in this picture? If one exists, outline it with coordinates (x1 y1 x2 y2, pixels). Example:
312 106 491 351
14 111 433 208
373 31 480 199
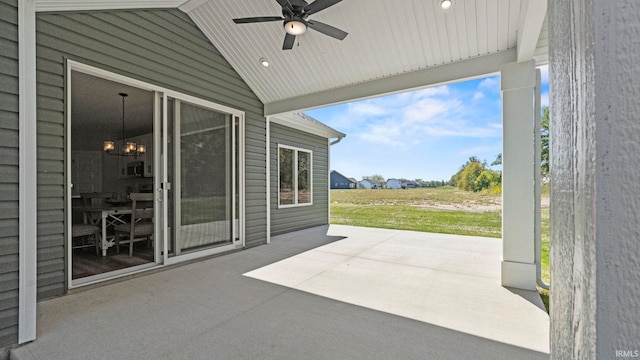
270 123 329 236
0 0 19 348
35 9 266 298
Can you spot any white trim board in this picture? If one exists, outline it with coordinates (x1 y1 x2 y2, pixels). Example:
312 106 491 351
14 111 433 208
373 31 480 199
264 50 517 116
34 0 188 12
18 0 38 344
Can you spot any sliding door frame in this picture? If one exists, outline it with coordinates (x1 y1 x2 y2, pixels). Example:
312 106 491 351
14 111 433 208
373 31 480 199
66 61 246 288
160 92 245 266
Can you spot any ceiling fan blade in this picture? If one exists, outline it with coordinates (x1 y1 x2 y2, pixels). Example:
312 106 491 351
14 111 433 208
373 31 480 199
275 0 295 14
289 0 309 7
283 33 296 50
233 16 284 24
307 20 348 40
304 0 342 15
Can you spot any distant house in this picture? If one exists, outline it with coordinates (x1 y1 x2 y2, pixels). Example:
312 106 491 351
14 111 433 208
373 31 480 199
386 178 402 189
358 179 380 189
402 180 418 189
330 170 357 189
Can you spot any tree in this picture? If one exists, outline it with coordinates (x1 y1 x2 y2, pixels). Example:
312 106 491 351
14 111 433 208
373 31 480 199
450 156 501 192
457 161 485 191
363 174 385 186
491 153 502 166
474 170 501 191
486 106 549 178
541 106 549 178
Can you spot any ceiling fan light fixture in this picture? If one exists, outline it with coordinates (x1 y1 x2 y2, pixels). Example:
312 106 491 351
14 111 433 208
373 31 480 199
440 0 453 11
284 19 307 35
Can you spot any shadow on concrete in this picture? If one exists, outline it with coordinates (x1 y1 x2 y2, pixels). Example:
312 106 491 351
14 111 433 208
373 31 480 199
506 287 548 312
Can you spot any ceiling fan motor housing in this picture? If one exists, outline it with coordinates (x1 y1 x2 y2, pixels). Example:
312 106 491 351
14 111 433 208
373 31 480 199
284 16 308 35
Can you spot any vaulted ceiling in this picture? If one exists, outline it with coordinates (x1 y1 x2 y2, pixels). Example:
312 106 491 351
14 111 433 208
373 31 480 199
35 0 548 115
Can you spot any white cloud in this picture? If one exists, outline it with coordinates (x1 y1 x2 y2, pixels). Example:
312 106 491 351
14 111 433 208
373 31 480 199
348 101 389 117
472 91 485 101
478 76 500 93
310 82 502 149
357 124 404 147
538 65 549 85
402 97 459 124
541 92 549 107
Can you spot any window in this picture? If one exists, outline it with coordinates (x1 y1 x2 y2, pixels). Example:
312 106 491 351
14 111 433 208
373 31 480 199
278 145 312 207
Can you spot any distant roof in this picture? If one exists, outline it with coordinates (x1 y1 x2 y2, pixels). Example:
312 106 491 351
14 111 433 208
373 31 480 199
331 170 357 183
270 112 346 140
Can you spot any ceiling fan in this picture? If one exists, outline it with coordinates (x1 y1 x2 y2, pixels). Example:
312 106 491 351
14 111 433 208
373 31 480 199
232 0 348 50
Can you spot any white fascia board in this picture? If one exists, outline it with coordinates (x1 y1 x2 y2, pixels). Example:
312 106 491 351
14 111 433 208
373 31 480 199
178 0 209 12
264 49 517 116
34 0 188 12
270 114 345 140
18 0 38 344
517 0 548 62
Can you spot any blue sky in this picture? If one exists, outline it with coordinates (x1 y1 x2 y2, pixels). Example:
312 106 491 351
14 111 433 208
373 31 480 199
305 65 549 182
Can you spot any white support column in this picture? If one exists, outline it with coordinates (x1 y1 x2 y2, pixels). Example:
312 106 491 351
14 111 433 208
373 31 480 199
500 60 537 290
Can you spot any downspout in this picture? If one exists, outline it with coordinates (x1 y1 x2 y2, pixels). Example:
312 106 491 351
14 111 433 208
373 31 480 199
266 117 271 244
328 135 344 222
534 69 549 290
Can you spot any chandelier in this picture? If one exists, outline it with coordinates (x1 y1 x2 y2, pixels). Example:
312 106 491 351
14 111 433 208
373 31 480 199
103 93 145 156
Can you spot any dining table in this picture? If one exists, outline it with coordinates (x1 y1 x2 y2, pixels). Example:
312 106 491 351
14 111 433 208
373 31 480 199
74 203 137 256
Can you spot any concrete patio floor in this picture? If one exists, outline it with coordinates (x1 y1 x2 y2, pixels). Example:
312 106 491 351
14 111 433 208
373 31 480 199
12 225 549 360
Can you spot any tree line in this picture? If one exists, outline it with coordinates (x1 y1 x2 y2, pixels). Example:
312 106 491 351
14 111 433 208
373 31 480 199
361 175 448 188
450 106 550 193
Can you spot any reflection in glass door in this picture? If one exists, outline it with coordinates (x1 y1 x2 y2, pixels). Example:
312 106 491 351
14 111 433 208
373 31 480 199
166 98 238 258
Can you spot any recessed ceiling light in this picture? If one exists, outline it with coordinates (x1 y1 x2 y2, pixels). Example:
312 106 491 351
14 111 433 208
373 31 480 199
259 57 270 67
440 0 453 11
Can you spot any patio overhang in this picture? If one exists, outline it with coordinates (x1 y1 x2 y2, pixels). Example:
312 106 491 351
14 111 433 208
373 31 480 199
33 0 548 113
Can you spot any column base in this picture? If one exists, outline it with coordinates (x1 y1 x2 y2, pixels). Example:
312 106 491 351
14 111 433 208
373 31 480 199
501 260 537 290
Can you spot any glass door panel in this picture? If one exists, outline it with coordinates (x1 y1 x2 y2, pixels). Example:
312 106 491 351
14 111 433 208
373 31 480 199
166 98 234 258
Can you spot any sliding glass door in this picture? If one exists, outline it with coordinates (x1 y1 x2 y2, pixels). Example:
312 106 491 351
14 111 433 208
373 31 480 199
163 97 242 261
66 62 245 287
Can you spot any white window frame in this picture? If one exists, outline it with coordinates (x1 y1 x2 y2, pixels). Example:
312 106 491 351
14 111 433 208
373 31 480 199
277 144 313 208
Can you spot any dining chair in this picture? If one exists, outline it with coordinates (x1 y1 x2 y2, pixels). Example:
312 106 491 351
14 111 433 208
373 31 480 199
114 193 154 258
71 224 101 256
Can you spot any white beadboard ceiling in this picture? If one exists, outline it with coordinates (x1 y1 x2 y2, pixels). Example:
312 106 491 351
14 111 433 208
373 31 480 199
35 0 548 114
182 0 547 113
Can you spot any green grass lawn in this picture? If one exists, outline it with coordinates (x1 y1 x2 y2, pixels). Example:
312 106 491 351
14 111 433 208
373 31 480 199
330 186 551 309
332 203 502 238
